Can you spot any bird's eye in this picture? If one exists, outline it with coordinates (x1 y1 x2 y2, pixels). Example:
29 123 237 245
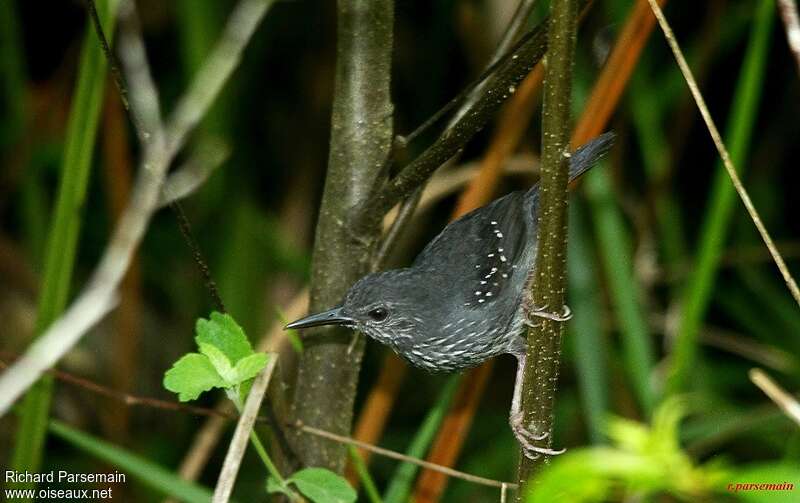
368 307 388 322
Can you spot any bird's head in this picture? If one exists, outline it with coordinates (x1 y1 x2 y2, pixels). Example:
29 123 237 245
284 269 426 349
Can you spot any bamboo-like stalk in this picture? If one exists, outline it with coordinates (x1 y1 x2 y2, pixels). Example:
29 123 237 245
9 1 119 497
517 0 579 493
415 1 668 495
407 64 545 503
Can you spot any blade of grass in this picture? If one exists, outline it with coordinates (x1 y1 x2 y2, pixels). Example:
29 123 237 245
628 73 687 266
412 362 495 502
566 2 668 420
174 0 231 211
683 404 786 456
567 201 610 443
10 0 119 496
0 0 26 146
218 200 269 334
715 286 784 348
383 374 460 503
49 419 219 503
348 446 383 503
584 167 657 415
666 0 775 394
737 269 800 352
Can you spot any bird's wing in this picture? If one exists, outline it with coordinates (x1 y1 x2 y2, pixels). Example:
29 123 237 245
413 190 532 308
413 133 615 308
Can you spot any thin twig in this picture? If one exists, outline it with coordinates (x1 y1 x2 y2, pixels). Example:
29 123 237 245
170 199 226 313
366 19 551 220
213 357 279 503
645 0 800 308
749 368 800 427
294 423 517 490
116 0 162 141
373 186 423 270
777 0 800 76
0 357 515 491
85 0 132 122
446 0 538 127
158 140 230 208
371 0 540 272
401 1 538 147
0 0 275 416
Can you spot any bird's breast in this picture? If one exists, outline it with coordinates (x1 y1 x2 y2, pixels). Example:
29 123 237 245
396 316 520 373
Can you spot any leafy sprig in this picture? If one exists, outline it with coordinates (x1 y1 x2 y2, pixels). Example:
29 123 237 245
163 312 356 503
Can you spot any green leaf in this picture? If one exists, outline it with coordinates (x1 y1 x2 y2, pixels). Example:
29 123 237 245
198 341 236 383
163 353 226 401
233 353 269 383
195 311 254 365
286 329 304 353
289 468 357 503
49 420 218 503
276 308 304 353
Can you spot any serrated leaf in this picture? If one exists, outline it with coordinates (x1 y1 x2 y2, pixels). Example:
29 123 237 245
163 353 226 401
195 311 253 365
289 468 356 503
198 342 236 384
233 353 269 384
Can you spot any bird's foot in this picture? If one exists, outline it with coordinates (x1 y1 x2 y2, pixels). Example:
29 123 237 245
524 303 572 327
510 412 566 459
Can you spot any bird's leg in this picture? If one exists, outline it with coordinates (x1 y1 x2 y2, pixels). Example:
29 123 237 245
509 352 567 459
523 302 572 327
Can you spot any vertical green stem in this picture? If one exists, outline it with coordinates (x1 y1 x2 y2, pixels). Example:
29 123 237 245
383 374 460 503
348 446 383 503
10 1 118 497
666 0 774 395
584 169 657 415
567 202 609 444
517 0 579 494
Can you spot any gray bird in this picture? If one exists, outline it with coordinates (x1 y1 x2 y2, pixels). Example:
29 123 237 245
286 132 614 458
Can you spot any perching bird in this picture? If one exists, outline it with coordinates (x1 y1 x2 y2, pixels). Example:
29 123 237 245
286 132 614 458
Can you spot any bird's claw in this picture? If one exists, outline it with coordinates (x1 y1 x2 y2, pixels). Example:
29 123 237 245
510 412 566 459
524 303 572 327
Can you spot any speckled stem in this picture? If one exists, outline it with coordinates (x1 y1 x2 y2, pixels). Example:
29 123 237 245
287 0 395 472
517 0 578 495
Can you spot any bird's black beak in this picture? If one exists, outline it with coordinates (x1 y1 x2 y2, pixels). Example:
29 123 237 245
284 306 354 330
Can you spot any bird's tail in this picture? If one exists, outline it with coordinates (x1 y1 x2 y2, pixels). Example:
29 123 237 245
568 131 616 182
